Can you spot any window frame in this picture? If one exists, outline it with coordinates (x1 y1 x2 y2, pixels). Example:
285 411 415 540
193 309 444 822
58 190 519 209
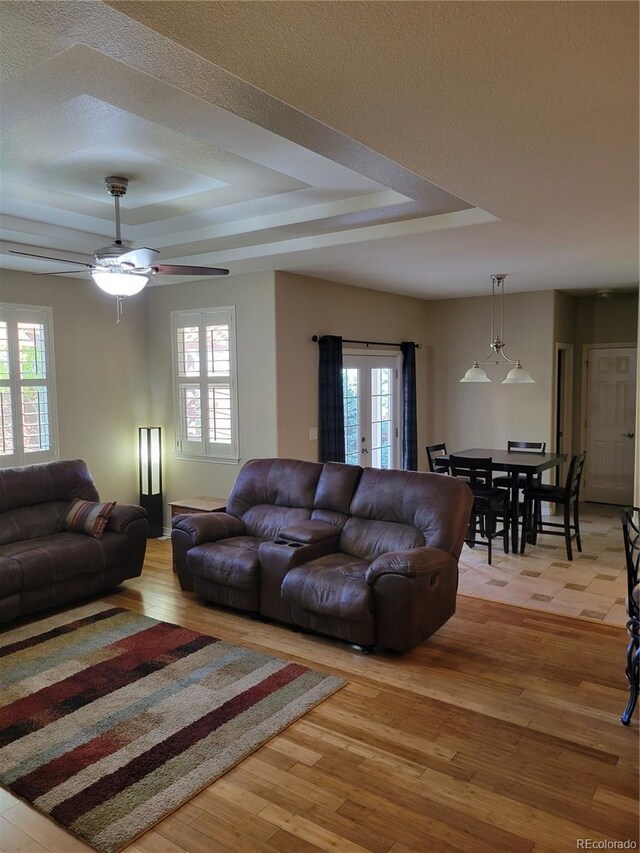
170 306 239 464
0 302 59 468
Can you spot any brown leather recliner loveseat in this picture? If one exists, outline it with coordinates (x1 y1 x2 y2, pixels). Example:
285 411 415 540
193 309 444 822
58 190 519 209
172 458 472 653
0 459 148 624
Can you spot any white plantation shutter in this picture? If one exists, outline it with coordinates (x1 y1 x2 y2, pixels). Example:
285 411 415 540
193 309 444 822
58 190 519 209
0 304 58 468
171 307 238 461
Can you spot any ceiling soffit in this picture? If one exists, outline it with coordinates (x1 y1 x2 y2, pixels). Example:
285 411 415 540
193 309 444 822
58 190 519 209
0 1 487 285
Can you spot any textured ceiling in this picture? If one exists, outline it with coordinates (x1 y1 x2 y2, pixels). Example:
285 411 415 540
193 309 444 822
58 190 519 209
0 1 638 298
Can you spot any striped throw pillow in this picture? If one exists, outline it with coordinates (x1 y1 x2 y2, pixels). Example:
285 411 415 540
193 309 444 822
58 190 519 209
64 499 116 539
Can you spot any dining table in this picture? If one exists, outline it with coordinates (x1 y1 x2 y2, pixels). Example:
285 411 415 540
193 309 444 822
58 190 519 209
441 447 567 553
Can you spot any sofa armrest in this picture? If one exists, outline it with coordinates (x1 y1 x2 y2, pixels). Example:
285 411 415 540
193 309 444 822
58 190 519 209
171 512 245 546
366 546 452 585
367 547 459 653
105 504 148 580
107 504 147 534
278 520 341 545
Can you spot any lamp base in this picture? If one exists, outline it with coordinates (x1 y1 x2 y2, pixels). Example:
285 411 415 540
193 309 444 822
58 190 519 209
140 493 163 538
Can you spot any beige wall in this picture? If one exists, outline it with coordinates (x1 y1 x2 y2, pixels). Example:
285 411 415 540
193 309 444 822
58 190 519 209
0 270 148 503
274 272 431 467
574 293 637 345
145 272 278 527
553 291 577 346
425 290 556 456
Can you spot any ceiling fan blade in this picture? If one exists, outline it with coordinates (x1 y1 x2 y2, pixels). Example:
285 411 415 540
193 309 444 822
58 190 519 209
9 249 93 268
33 269 92 276
116 247 160 268
152 264 229 276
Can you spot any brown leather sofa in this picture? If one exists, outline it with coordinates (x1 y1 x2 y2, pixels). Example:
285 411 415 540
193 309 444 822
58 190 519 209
172 458 472 653
0 459 148 625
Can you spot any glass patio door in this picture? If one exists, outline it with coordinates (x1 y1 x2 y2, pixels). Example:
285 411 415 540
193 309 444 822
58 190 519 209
342 353 401 469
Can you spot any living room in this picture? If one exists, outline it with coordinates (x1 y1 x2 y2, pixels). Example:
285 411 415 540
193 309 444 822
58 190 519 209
1 2 638 852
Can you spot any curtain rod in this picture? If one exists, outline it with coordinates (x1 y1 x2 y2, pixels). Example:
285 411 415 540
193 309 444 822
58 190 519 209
312 335 422 349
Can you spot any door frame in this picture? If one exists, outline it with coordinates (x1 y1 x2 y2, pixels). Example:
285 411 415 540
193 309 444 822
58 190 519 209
343 347 402 468
579 341 636 500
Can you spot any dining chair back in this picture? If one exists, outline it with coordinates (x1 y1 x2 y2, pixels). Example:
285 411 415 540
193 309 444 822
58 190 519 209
493 440 547 488
449 455 509 564
426 442 449 474
520 451 586 560
620 507 640 724
507 440 546 454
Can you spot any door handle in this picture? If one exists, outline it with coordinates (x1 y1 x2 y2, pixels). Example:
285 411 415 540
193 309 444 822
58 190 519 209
622 432 635 438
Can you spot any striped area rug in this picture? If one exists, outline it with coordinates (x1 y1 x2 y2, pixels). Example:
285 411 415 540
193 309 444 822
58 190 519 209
0 602 345 852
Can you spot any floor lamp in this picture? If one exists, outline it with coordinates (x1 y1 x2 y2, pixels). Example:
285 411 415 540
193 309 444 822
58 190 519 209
139 426 163 537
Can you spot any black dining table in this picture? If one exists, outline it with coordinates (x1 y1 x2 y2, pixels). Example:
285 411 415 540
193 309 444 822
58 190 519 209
441 448 567 553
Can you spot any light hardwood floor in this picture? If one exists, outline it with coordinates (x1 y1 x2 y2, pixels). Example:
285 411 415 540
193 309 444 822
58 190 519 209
1 538 638 853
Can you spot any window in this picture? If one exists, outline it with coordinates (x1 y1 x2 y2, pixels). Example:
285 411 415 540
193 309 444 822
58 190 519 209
171 307 239 462
0 303 58 468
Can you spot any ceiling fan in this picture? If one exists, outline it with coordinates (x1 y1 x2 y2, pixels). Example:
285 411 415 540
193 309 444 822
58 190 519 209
10 176 229 319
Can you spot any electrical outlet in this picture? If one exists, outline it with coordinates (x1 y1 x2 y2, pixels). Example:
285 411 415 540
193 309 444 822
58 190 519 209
309 427 318 441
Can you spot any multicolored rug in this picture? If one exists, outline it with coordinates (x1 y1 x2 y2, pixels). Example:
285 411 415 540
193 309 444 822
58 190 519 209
0 602 345 852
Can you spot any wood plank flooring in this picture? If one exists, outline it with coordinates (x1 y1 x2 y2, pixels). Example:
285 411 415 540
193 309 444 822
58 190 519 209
1 539 637 853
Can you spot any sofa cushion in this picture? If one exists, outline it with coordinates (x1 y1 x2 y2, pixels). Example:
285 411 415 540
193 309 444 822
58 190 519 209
242 505 311 540
187 536 262 590
0 459 99 513
348 467 472 556
341 517 425 562
281 553 372 622
314 462 362 515
227 458 322 521
0 556 22 597
0 531 128 591
64 499 116 539
0 502 69 546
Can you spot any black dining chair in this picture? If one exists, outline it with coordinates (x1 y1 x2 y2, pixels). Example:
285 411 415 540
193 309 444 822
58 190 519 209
426 442 449 474
620 507 640 725
493 440 546 489
448 455 509 565
519 452 586 560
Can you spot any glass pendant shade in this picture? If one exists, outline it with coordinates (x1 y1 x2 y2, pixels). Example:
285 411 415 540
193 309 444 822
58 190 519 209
502 363 536 384
92 270 148 296
460 362 491 383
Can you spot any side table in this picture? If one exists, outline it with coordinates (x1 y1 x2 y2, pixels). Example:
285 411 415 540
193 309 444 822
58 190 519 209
170 496 227 517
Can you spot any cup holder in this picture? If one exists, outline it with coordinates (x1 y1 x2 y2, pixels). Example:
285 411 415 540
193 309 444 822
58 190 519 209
274 539 288 545
287 542 303 548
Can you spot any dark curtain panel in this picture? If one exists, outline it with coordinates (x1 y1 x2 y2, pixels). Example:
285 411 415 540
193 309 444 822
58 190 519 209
318 335 345 463
401 341 418 470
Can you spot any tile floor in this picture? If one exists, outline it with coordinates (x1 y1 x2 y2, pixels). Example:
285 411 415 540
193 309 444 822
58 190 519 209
458 502 628 626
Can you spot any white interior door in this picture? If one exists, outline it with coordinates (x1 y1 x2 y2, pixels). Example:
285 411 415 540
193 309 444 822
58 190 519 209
343 353 401 469
584 346 636 504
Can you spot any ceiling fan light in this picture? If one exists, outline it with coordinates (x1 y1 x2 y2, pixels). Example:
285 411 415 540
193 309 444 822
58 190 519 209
92 270 148 296
460 362 491 383
502 362 536 384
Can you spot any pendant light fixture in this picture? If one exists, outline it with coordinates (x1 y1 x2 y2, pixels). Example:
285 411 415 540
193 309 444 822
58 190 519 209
459 274 535 384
